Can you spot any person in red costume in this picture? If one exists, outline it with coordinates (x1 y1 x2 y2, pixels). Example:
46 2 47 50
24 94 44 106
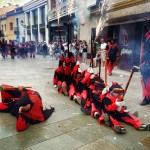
0 84 54 131
140 18 150 105
106 38 119 76
53 56 65 88
102 82 150 134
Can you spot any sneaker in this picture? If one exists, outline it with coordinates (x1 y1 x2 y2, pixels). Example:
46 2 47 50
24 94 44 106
73 95 77 101
138 124 150 131
81 99 86 107
104 113 111 127
132 111 139 117
80 107 90 115
140 97 150 106
94 112 100 119
114 125 126 134
62 86 68 96
75 97 81 105
53 85 57 88
70 95 74 100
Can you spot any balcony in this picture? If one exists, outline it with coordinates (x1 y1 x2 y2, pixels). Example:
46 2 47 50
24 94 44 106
48 0 77 21
14 27 20 35
27 26 31 34
40 23 45 33
32 24 38 34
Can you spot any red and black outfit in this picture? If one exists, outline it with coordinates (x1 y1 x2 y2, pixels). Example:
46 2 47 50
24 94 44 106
53 57 65 86
102 83 150 134
0 84 54 131
107 41 118 76
140 28 150 105
10 43 16 59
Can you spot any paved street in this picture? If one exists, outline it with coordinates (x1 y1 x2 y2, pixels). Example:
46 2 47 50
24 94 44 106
0 55 149 150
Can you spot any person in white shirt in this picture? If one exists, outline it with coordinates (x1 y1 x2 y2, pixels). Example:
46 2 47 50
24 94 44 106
100 38 107 68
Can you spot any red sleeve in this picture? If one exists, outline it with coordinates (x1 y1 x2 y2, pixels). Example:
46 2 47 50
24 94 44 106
16 114 30 131
105 103 117 111
103 97 118 111
0 103 8 110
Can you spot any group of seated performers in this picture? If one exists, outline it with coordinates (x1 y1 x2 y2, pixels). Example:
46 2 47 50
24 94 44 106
53 55 150 134
0 84 54 131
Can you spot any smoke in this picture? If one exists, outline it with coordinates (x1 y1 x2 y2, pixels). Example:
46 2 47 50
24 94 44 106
72 0 90 31
96 0 112 37
56 0 63 25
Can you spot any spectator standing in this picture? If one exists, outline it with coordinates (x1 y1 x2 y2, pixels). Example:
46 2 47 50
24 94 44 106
100 38 107 69
140 18 150 105
42 41 48 58
106 38 119 76
82 40 88 64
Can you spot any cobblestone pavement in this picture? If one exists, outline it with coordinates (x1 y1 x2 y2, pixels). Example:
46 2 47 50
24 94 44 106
0 55 149 150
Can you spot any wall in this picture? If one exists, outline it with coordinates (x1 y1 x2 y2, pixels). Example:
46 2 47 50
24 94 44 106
15 13 25 43
6 16 15 42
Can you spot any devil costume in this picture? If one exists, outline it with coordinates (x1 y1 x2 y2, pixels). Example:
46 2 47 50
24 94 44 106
107 39 118 76
102 82 150 134
0 84 54 131
140 19 150 105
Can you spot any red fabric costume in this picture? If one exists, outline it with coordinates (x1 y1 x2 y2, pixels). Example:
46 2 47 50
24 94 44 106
106 39 118 76
0 84 54 131
140 20 150 105
102 82 150 134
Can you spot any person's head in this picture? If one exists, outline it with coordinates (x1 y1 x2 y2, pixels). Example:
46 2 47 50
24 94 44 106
95 82 105 94
109 82 124 97
100 38 105 43
110 38 115 44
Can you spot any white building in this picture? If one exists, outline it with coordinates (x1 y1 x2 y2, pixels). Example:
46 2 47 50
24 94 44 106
23 0 48 43
14 6 25 43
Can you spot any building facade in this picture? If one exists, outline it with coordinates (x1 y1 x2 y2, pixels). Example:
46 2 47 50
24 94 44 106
0 16 7 40
6 10 16 42
14 6 25 43
47 0 78 43
0 4 18 42
23 0 49 43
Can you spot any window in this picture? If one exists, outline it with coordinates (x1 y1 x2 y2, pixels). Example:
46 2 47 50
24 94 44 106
16 18 19 27
33 9 38 25
10 22 13 30
27 12 30 26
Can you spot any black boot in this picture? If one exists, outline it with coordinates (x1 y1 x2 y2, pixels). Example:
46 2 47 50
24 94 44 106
140 97 150 106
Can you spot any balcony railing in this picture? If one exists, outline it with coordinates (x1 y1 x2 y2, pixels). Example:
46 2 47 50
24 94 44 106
14 27 20 35
48 0 77 21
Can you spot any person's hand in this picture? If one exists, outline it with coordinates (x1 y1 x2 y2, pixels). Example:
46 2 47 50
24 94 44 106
0 86 7 91
19 104 31 113
90 74 95 79
78 68 82 73
18 86 24 91
115 99 125 107
124 109 130 113
102 86 109 95
19 106 23 113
